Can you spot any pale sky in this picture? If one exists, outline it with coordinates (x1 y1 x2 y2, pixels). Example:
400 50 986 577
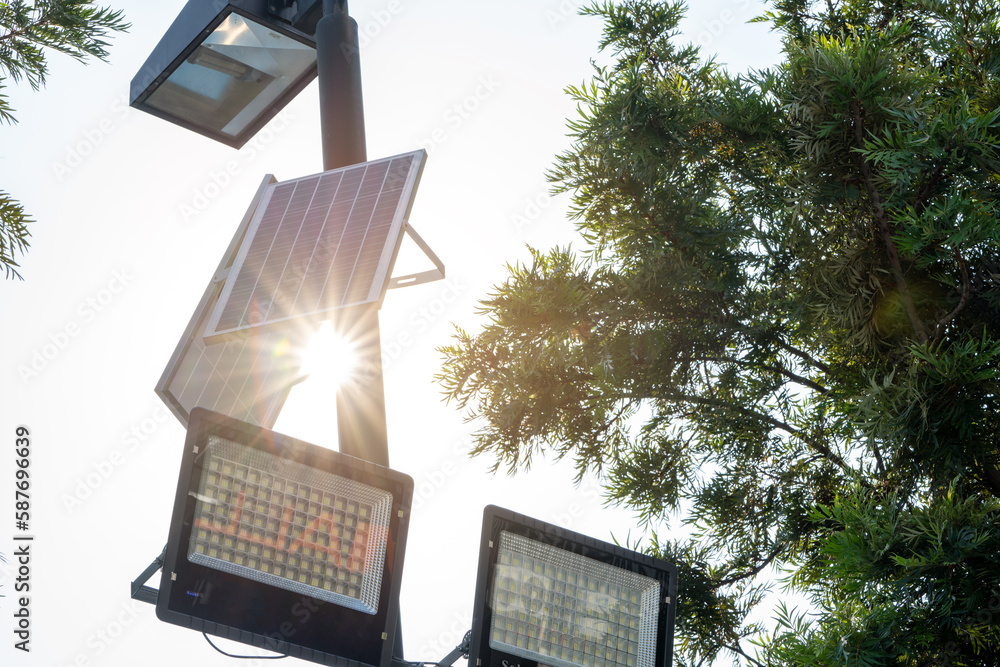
0 2 780 666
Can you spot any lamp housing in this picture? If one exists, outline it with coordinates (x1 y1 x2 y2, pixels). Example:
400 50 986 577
156 408 413 667
130 0 319 148
470 506 678 667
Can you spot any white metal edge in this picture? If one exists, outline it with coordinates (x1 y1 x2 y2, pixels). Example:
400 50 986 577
368 149 428 305
154 174 278 425
201 175 284 345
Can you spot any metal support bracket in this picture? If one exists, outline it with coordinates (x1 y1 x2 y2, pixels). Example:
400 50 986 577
390 629 470 667
387 223 446 290
130 545 167 605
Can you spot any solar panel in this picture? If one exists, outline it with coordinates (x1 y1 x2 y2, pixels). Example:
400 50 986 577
156 175 312 429
203 149 428 344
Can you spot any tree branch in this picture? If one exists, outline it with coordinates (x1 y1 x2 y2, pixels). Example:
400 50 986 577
0 16 51 45
715 543 783 588
933 246 971 340
913 160 947 217
679 393 852 473
772 337 833 375
850 98 929 343
699 355 828 394
871 439 887 477
724 642 766 667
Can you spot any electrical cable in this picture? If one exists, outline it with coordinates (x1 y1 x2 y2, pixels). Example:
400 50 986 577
203 632 289 660
201 626 472 664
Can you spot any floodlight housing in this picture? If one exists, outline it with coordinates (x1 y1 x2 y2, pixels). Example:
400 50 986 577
157 408 413 667
130 0 319 148
470 506 678 667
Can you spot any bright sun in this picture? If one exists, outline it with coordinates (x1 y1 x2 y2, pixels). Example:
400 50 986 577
300 321 359 387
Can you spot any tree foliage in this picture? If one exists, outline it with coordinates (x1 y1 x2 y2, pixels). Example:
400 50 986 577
0 0 128 279
437 1 1000 664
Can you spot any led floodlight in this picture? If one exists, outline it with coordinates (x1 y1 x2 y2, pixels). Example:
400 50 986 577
470 506 678 667
157 408 413 667
130 1 318 148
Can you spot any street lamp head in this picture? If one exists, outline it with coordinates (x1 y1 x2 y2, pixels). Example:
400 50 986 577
130 1 320 148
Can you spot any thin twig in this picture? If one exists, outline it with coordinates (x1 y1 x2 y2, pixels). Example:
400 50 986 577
933 247 971 339
715 543 783 588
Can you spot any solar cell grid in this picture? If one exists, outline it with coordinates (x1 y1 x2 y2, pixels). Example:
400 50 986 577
344 157 412 305
219 183 294 330
317 160 388 310
205 150 424 343
156 175 310 429
252 177 320 323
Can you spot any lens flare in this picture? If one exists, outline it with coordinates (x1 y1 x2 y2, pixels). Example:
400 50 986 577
301 322 359 387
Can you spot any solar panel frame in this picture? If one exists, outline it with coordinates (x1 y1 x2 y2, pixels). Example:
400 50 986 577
155 175 311 428
202 149 426 345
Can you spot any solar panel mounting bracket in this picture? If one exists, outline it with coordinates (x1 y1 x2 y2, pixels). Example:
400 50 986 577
387 222 445 290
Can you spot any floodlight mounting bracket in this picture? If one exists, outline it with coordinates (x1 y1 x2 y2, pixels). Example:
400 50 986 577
268 0 323 34
130 545 167 605
390 629 470 667
436 629 472 667
387 223 446 290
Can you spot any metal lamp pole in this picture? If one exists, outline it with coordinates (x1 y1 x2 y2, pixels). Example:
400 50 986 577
315 0 390 469
315 1 402 661
317 0 367 170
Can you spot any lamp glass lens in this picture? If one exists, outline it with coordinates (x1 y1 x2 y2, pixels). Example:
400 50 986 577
145 12 315 138
490 531 661 667
187 435 392 614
